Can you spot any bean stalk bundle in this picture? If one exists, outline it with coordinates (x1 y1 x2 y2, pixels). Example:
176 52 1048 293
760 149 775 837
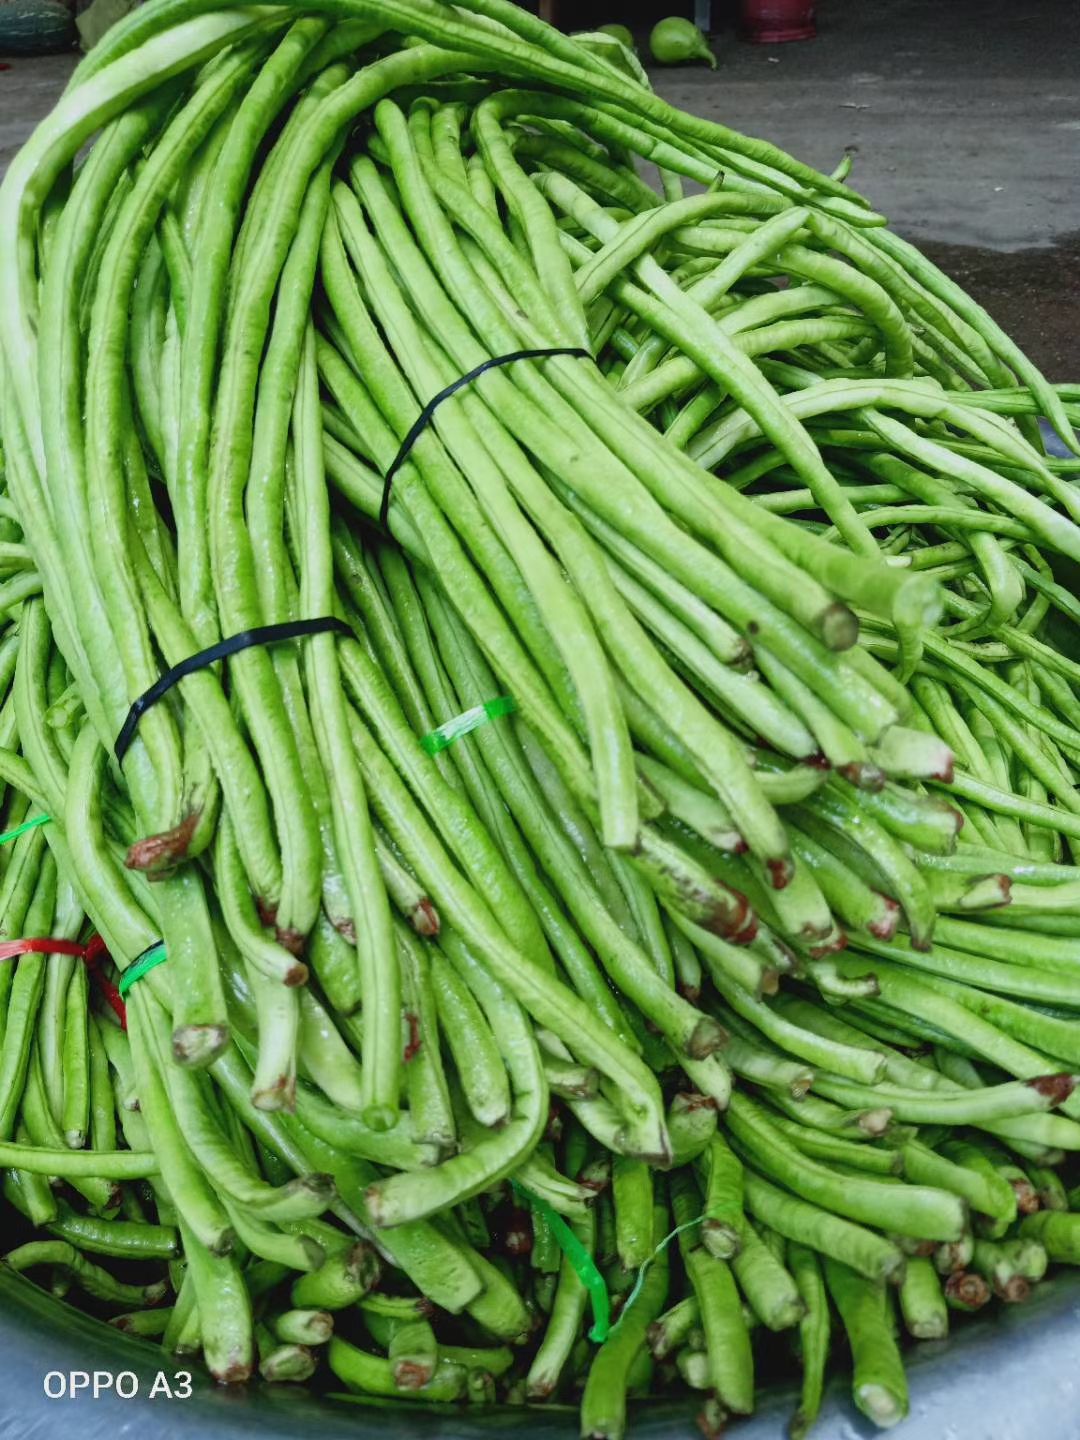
2 3 1080 1435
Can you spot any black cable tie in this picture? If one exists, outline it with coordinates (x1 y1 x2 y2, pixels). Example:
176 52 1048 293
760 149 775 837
378 347 591 530
115 617 352 763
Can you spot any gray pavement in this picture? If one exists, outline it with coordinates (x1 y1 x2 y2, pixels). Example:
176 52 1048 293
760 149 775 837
653 0 1080 251
1 51 74 178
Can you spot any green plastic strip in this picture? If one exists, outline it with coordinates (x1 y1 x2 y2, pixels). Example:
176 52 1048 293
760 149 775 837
118 941 168 996
0 813 51 846
419 696 517 756
511 1180 610 1342
613 1214 706 1333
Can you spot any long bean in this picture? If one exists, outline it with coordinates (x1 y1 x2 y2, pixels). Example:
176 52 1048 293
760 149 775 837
5 5 1080 1432
824 1258 909 1428
580 1203 669 1440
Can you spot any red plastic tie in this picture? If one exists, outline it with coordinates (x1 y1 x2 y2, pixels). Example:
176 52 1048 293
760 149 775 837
0 934 127 1029
0 938 88 961
93 973 128 1030
82 934 108 967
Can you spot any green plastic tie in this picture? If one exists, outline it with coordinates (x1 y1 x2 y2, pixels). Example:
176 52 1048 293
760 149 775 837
0 813 51 846
419 696 517 756
510 1180 610 1342
118 941 168 996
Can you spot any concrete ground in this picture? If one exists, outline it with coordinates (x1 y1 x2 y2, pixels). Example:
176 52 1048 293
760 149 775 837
650 0 1080 377
1 0 1077 373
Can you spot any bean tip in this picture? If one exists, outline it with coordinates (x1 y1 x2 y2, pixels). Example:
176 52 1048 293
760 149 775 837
171 1022 229 1068
411 898 440 936
124 811 201 872
275 926 307 956
868 895 901 940
765 857 794 891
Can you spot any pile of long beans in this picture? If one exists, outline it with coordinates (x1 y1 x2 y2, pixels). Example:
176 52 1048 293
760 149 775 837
2 2 1080 1434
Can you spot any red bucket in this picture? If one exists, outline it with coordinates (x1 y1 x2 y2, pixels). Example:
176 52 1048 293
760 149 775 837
740 0 817 42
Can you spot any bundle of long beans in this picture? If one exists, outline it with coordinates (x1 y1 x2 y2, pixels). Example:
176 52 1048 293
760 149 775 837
2 3 1080 1434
